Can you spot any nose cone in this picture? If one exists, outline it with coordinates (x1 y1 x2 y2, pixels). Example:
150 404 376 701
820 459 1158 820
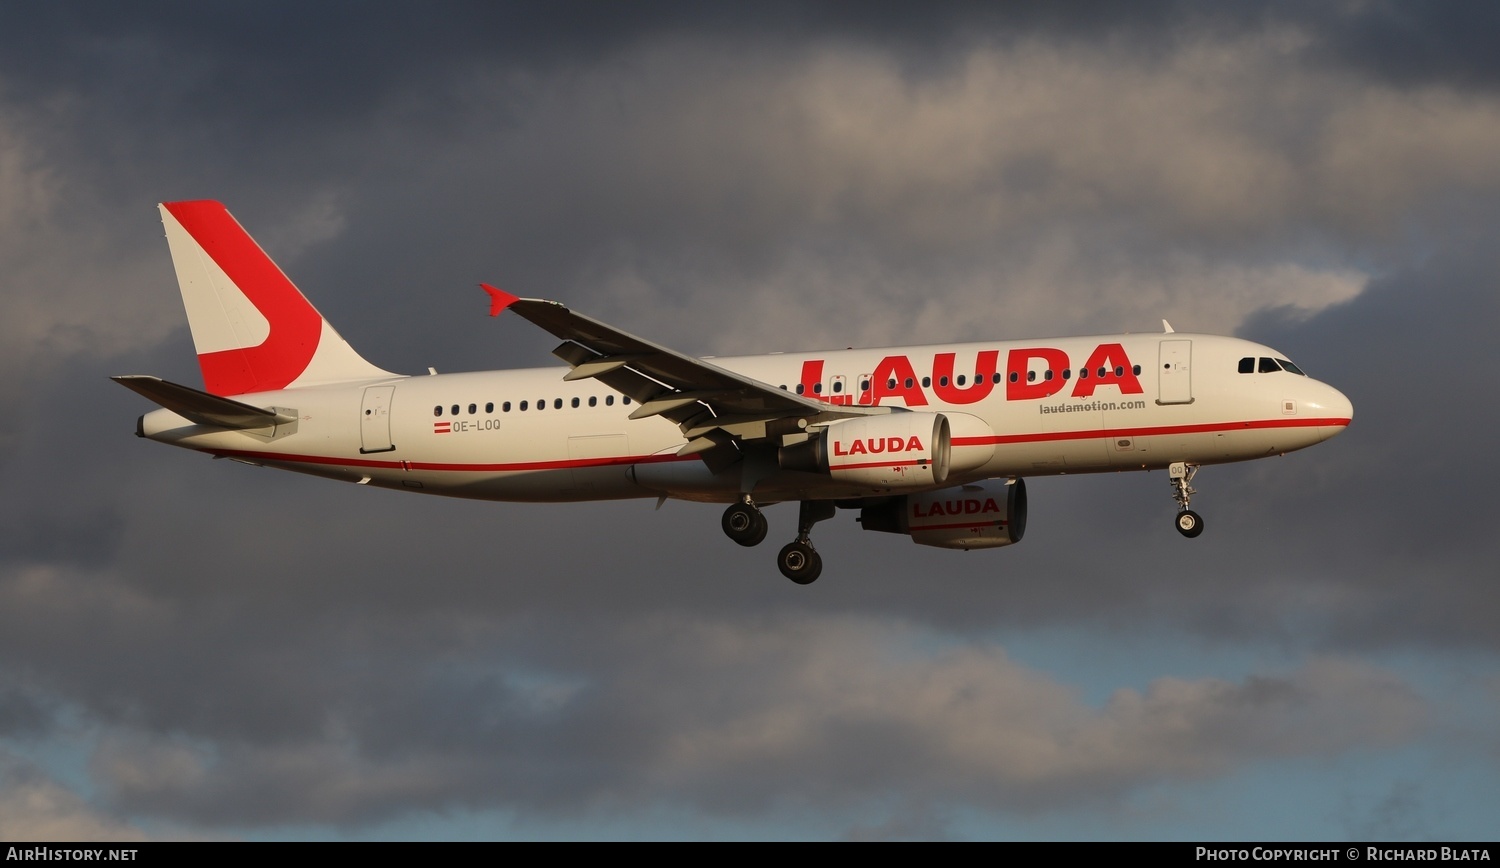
1312 381 1353 441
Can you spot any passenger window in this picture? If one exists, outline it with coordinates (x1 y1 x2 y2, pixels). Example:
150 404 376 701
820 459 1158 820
795 384 804 394
904 378 914 388
1132 365 1141 375
468 403 477 415
1239 357 1255 374
623 396 631 405
1079 368 1089 380
554 398 563 409
939 376 949 387
813 383 823 394
503 402 511 412
922 376 931 388
888 378 898 389
433 406 443 417
520 400 528 411
956 375 966 386
1259 357 1279 373
1027 371 1036 382
1044 370 1053 381
860 379 870 391
832 381 842 393
992 373 1002 384
606 395 614 406
1008 372 1019 383
589 396 597 407
536 399 544 411
485 402 494 413
451 405 460 416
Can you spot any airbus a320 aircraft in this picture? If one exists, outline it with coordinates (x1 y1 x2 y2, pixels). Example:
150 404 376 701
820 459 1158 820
115 201 1353 583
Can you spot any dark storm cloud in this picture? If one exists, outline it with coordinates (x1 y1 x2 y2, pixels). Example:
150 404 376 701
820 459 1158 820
4 1 1500 839
0 683 52 740
0 1 1186 108
71 612 1422 826
1281 1 1500 92
9 2 1499 122
1234 204 1500 651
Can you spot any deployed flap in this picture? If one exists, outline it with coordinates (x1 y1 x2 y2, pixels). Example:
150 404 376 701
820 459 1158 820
111 375 295 430
483 286 887 440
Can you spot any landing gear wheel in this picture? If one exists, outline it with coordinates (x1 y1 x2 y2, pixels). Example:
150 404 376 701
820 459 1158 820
777 540 823 584
722 502 768 547
1168 462 1205 539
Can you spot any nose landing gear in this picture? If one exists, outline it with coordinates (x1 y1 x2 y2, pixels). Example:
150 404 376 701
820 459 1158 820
1169 461 1204 538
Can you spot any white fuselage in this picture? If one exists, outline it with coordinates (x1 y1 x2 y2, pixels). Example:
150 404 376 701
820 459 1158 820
137 332 1352 504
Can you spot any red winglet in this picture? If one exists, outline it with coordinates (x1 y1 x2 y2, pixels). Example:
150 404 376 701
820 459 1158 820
481 283 520 317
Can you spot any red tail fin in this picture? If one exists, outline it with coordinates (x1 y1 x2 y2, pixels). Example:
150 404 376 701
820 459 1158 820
159 201 394 395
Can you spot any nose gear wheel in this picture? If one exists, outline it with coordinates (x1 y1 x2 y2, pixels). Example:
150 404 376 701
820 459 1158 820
1169 462 1205 538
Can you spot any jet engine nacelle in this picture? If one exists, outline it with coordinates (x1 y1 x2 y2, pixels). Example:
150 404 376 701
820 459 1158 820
858 478 1027 550
780 412 950 490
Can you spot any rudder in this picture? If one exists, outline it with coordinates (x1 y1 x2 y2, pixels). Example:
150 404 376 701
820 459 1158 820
159 200 395 396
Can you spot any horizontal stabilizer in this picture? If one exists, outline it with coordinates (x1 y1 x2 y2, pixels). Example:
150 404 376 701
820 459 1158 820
111 375 295 429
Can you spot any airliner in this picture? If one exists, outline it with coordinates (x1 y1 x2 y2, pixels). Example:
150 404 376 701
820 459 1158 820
115 201 1353 583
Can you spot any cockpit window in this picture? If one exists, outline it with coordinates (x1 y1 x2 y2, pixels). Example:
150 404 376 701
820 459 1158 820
1244 355 1308 375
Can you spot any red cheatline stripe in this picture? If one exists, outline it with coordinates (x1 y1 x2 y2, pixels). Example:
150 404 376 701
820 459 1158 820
912 520 1008 531
831 459 927 472
203 448 695 473
204 416 1352 474
952 416 1351 447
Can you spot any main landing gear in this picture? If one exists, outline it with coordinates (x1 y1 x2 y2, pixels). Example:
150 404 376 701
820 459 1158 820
720 498 834 585
722 497 768 547
778 501 835 585
1169 461 1204 538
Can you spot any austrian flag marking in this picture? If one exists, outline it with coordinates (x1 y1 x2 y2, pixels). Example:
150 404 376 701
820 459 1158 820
434 422 451 434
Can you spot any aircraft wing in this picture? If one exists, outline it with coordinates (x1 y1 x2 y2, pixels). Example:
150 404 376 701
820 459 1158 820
484 285 887 463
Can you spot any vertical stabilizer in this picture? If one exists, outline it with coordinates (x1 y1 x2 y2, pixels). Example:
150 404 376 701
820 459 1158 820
159 200 396 396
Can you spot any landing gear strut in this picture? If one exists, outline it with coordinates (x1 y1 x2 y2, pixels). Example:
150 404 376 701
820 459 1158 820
722 497 768 547
1169 461 1204 538
777 500 835 584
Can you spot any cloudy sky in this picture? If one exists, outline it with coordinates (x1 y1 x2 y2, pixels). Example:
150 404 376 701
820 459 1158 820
3 2 1498 841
